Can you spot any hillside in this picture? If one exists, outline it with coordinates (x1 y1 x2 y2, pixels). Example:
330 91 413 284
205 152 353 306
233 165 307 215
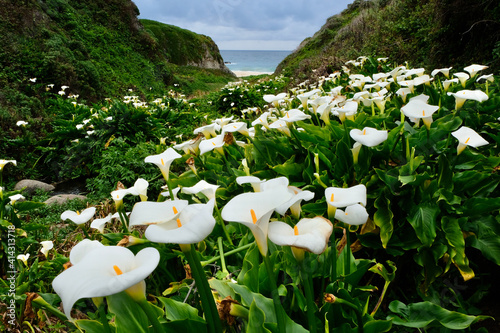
276 0 500 81
0 0 233 126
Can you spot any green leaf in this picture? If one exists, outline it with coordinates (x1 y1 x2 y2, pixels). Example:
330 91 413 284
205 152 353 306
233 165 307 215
158 297 205 322
75 319 112 333
462 197 500 216
467 218 500 265
363 319 392 333
247 300 273 333
162 319 208 332
13 201 46 212
442 217 474 281
373 195 393 248
106 292 149 333
407 204 439 246
237 243 261 292
388 300 492 329
272 155 303 177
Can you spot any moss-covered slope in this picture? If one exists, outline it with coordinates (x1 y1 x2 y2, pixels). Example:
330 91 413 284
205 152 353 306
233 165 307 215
0 0 232 124
277 0 500 82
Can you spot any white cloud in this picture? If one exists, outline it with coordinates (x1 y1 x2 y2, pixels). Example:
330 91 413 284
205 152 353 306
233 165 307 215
133 0 354 50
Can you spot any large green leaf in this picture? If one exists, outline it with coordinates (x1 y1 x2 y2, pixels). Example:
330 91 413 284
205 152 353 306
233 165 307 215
237 243 261 292
467 218 500 265
373 195 393 248
209 279 308 332
106 292 149 333
388 300 492 329
158 297 205 322
247 300 273 333
462 197 500 216
75 319 114 333
272 155 303 177
407 204 439 246
442 216 474 281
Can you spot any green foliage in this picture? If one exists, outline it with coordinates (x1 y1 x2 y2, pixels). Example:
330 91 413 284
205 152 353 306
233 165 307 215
278 0 500 82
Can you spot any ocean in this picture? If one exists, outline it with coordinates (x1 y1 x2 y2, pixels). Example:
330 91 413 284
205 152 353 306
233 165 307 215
220 50 292 74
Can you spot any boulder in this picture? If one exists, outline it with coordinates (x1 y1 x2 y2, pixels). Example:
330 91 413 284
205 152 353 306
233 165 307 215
44 194 87 205
14 179 55 195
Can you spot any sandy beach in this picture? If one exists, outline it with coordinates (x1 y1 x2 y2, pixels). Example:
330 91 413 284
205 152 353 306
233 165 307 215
232 70 273 77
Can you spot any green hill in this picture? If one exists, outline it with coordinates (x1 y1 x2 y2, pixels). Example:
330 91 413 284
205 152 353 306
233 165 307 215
277 0 500 81
0 0 233 125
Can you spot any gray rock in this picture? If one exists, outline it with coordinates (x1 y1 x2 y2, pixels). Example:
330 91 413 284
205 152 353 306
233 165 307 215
44 194 87 205
14 179 55 195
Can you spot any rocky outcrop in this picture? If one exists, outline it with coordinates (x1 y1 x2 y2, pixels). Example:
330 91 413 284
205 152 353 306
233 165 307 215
44 194 88 205
14 180 55 195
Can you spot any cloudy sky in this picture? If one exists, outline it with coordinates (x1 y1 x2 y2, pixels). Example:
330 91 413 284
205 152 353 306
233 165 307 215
132 0 354 50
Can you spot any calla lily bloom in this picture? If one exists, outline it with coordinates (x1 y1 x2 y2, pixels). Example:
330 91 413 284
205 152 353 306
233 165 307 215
90 214 113 233
447 89 489 110
182 180 219 201
396 87 412 103
9 194 25 204
451 126 489 155
442 78 459 92
16 120 28 127
0 159 16 171
236 176 266 192
223 122 249 137
127 178 149 201
431 67 452 78
401 99 439 129
325 185 366 220
144 199 216 244
199 134 225 155
52 243 160 320
269 119 291 136
128 200 188 228
61 207 96 225
252 111 271 129
268 217 333 260
221 188 293 256
160 186 181 199
350 127 388 147
464 64 488 78
281 109 311 123
17 254 30 266
111 188 132 209
332 101 358 122
334 204 369 225
173 136 203 155
193 123 220 139
40 241 54 257
275 186 315 219
453 72 469 87
264 92 287 108
144 148 182 181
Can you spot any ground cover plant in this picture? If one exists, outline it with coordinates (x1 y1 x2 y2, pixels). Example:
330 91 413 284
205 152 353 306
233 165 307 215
1 58 499 332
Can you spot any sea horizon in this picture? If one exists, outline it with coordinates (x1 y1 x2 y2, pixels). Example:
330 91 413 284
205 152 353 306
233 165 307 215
220 50 292 74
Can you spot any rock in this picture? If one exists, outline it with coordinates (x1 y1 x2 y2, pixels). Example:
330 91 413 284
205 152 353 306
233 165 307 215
44 194 87 205
14 179 55 195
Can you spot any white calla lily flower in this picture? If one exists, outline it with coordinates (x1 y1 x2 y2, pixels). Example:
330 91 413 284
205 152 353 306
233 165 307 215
144 199 216 245
61 207 96 225
52 244 160 320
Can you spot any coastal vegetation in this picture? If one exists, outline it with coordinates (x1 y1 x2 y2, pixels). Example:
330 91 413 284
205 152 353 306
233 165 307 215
1 0 500 332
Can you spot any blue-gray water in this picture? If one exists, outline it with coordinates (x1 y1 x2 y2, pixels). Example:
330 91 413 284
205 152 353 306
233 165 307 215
220 50 292 73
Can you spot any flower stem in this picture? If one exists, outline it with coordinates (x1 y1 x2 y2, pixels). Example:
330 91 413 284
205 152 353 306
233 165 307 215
201 242 253 267
300 258 317 333
262 254 286 333
137 299 164 333
215 203 233 246
97 302 111 333
334 297 364 333
217 237 228 275
181 244 222 333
